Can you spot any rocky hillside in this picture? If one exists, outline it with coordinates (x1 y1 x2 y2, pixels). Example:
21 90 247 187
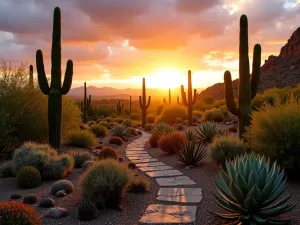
199 27 300 100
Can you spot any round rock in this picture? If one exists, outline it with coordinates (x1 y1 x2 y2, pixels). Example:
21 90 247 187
55 190 67 197
39 198 56 208
45 207 69 218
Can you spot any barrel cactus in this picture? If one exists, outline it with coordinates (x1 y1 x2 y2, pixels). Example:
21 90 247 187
210 153 297 224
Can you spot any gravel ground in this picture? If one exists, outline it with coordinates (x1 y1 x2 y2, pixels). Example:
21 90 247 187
145 125 300 225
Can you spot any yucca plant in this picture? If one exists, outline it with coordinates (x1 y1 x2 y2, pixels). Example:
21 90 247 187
109 125 129 139
153 123 174 135
196 121 220 144
175 131 206 167
210 153 297 225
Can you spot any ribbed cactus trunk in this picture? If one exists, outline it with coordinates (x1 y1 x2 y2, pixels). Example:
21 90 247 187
177 96 180 104
169 88 171 105
36 7 73 149
116 100 124 115
129 96 132 114
181 70 197 126
224 15 261 139
80 82 91 123
139 78 151 128
29 65 33 88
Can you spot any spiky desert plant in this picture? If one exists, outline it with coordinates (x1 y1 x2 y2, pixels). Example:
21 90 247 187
139 78 151 128
110 125 129 139
36 7 73 149
224 15 261 139
153 123 175 135
80 82 91 123
175 131 206 167
116 100 124 115
181 70 197 126
210 153 297 225
169 88 171 105
77 200 97 221
29 65 33 88
177 96 180 104
196 121 220 144
129 96 132 114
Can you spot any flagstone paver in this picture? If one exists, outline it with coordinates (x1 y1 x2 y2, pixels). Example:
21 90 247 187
131 158 159 163
127 156 152 160
156 176 196 186
157 188 203 203
146 170 183 178
139 204 197 224
139 165 173 172
136 162 166 167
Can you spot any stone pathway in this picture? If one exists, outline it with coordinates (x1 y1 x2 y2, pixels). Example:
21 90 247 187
125 132 202 224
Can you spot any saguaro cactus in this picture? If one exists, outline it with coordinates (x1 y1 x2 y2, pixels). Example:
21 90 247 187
169 88 171 105
139 78 151 128
129 96 132 114
36 7 73 149
181 70 197 126
224 14 261 139
80 82 91 123
116 100 124 115
177 96 180 104
29 65 33 88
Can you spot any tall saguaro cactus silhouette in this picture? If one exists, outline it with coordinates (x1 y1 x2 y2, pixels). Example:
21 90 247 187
129 96 132 114
29 65 33 88
177 96 180 104
80 82 91 123
169 88 171 105
181 70 197 126
36 7 73 149
139 78 151 128
224 14 261 139
116 100 124 115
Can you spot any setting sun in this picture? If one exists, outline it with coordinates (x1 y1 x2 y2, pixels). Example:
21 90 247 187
146 68 186 89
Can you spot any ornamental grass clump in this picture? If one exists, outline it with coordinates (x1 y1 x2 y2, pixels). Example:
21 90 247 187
195 121 220 144
210 153 297 225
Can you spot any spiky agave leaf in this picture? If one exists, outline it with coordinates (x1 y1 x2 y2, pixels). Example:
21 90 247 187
209 153 297 224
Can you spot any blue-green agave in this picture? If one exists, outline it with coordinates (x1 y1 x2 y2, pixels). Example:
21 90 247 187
210 153 297 225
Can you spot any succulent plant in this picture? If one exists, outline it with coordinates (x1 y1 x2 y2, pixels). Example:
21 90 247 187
69 150 92 168
98 146 118 160
139 78 151 128
77 200 97 221
210 153 297 225
116 100 124 115
17 166 41 189
195 121 220 144
153 123 174 135
51 180 74 195
81 82 91 123
110 125 129 139
109 136 123 146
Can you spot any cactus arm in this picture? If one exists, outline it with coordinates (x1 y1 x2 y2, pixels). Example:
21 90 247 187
36 50 50 95
192 89 197 104
80 101 84 111
224 71 239 116
181 85 188 106
61 60 73 95
251 44 261 99
139 96 143 109
146 96 151 109
239 14 250 83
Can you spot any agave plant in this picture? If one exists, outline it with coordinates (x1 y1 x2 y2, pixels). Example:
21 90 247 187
195 121 220 144
175 131 206 167
210 153 297 225
153 123 174 135
122 119 134 127
109 125 129 139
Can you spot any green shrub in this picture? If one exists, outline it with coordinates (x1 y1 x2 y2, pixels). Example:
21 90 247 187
196 122 220 144
176 117 183 123
202 108 225 122
156 106 188 124
210 153 297 224
201 95 215 105
51 180 74 195
109 136 123 146
69 151 92 168
122 119 134 127
144 123 155 131
129 113 141 120
110 125 129 139
66 130 97 148
147 115 156 124
77 200 97 221
126 176 151 193
245 96 300 172
153 123 175 135
17 166 41 189
128 162 136 169
89 124 107 137
209 135 247 166
156 105 165 115
114 117 124 124
0 160 14 178
193 110 203 119
104 117 113 122
0 201 41 225
176 131 206 166
149 133 161 148
158 131 186 154
79 159 130 209
98 146 118 160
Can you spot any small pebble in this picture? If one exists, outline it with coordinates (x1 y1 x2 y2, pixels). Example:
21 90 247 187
45 207 69 218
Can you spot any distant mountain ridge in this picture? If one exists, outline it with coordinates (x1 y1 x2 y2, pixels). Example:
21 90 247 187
199 27 300 100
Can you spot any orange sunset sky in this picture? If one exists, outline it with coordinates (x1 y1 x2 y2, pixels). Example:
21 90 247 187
1 0 300 89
